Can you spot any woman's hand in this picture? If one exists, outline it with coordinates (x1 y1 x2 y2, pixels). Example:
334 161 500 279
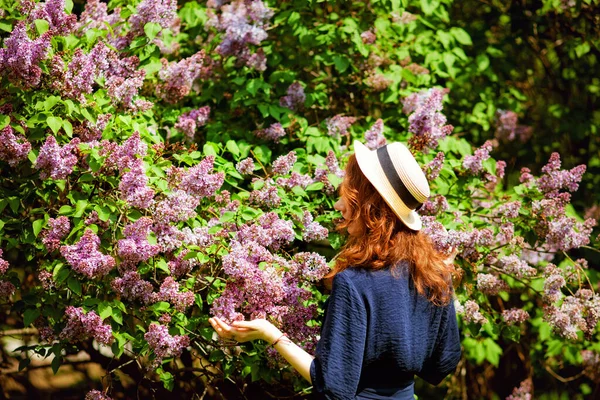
209 317 282 344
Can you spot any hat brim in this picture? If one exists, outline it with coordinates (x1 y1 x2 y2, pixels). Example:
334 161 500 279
354 140 422 231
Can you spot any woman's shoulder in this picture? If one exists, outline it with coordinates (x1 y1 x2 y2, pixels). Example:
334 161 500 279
335 263 411 288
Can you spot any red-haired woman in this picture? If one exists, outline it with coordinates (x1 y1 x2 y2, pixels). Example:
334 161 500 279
210 141 461 399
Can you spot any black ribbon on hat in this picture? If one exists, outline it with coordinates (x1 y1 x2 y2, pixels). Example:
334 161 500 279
376 146 423 211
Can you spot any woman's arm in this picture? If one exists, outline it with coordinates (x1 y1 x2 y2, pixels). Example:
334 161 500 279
209 317 314 383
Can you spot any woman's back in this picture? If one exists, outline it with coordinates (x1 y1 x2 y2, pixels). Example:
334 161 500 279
310 265 461 399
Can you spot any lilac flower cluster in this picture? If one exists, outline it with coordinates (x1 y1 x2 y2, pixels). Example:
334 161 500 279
207 0 273 71
254 122 286 142
326 115 357 137
75 114 112 143
154 190 200 224
76 0 123 33
497 255 537 279
502 308 530 325
62 41 111 100
300 212 329 242
314 151 345 194
537 153 586 196
103 131 148 171
476 273 509 295
128 0 180 39
0 249 9 275
249 179 281 207
117 218 160 268
106 69 148 111
272 151 297 175
60 229 116 278
38 270 55 290
59 306 113 345
460 300 488 325
402 88 454 153
277 172 314 189
279 82 306 111
111 271 154 304
506 379 533 400
418 195 449 216
85 390 113 400
0 126 32 166
463 140 493 175
364 73 392 92
42 216 70 251
422 152 444 181
421 217 494 260
119 160 155 209
174 106 211 140
156 51 206 103
581 350 600 382
544 216 596 251
178 156 225 197
144 323 190 367
0 281 16 298
495 201 521 219
28 0 77 36
291 252 330 282
364 119 386 150
154 277 194 311
0 22 51 88
361 30 377 44
169 250 198 278
236 212 295 250
236 158 255 174
496 222 515 244
494 110 532 143
543 265 566 303
35 136 80 180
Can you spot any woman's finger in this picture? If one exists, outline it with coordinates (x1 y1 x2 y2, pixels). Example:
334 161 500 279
231 320 258 329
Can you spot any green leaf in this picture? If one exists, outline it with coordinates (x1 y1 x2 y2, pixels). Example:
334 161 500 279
226 140 240 158
0 115 9 130
46 116 63 135
62 119 73 137
32 219 45 237
98 303 112 320
159 370 174 391
53 263 70 283
67 276 82 296
111 308 123 325
51 355 62 374
34 19 50 35
144 22 162 41
18 358 31 371
420 0 441 15
450 27 472 45
23 309 41 327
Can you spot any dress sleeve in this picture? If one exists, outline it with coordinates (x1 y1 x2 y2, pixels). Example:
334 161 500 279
310 272 367 399
417 299 462 386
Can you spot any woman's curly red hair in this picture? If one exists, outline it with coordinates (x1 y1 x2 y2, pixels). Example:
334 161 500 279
330 154 454 306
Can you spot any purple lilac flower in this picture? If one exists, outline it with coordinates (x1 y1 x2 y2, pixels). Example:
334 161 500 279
272 151 297 175
236 158 255 174
292 252 329 281
463 141 493 175
582 350 600 382
506 379 533 400
277 172 314 189
174 106 210 139
154 190 199 224
178 156 225 197
85 390 113 400
103 131 148 171
364 73 392 92
502 308 530 325
38 270 54 290
364 119 386 150
477 273 509 295
60 229 116 278
144 323 190 367
544 216 596 252
35 136 80 180
498 255 537 279
496 160 506 179
76 0 123 33
495 201 521 219
543 268 566 303
0 22 51 88
326 115 357 137
361 30 376 44
209 0 273 71
495 110 532 143
152 224 186 252
537 153 586 196
119 159 155 209
300 211 329 242
460 300 488 325
236 212 295 250
42 216 70 251
111 271 154 304
418 195 449 216
129 0 180 38
423 152 444 181
60 306 113 345
169 250 198 278
249 179 281 207
0 249 9 275
543 303 580 340
153 277 194 312
279 82 305 111
76 114 112 142
106 70 147 110
28 0 77 36
156 51 206 103
402 88 454 153
254 122 286 142
117 217 160 268
496 222 515 244
0 126 31 166
314 151 345 194
519 167 534 185
63 42 111 100
0 281 15 298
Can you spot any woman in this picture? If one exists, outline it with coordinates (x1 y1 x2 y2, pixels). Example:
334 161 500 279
209 140 461 399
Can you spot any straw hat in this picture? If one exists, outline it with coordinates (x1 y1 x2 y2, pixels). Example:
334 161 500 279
353 140 430 231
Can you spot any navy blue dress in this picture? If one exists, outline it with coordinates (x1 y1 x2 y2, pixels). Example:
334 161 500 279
309 265 461 399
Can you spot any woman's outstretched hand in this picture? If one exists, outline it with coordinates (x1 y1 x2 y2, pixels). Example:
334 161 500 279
209 317 282 344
